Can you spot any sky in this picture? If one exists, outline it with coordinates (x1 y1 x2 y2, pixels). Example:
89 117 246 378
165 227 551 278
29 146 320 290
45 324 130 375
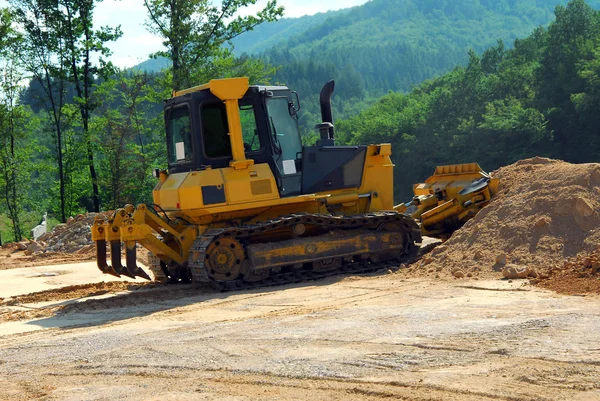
93 0 370 69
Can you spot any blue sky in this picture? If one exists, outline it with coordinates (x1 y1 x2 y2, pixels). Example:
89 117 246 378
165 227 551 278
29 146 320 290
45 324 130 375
93 0 370 68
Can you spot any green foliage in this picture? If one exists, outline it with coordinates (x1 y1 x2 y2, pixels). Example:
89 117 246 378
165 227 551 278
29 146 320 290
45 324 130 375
4 0 600 236
336 0 600 202
143 0 283 91
92 71 165 208
247 0 600 135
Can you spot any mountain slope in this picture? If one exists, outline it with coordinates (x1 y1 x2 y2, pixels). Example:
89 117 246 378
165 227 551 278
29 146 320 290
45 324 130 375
247 0 600 131
334 0 600 200
230 9 348 56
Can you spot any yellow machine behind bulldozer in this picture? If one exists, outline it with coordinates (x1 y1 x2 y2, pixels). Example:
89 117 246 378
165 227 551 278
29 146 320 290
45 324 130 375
91 77 498 290
395 163 500 240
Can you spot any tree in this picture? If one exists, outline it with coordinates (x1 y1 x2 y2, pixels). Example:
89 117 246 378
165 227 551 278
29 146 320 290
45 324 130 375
0 8 26 241
536 0 600 160
92 72 161 209
11 0 71 222
57 0 121 212
143 0 284 91
11 0 121 216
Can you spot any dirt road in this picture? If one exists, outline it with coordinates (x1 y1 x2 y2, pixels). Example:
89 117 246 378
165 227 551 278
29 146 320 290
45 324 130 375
0 262 599 401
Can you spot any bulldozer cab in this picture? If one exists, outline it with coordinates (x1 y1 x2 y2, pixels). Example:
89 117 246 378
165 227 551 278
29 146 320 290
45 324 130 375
165 80 305 195
164 78 367 198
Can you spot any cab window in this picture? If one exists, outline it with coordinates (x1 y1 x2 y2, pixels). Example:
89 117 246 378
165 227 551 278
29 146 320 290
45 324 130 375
201 101 262 159
240 103 261 152
167 105 192 163
201 103 231 158
266 97 302 174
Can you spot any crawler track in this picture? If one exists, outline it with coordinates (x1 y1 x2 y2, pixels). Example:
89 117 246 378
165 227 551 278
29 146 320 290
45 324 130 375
149 212 422 292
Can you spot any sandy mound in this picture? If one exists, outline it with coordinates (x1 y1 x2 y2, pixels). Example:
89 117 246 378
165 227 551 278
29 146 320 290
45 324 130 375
404 157 600 293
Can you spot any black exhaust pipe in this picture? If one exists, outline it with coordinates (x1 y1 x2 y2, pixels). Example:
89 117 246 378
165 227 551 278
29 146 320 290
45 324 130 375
319 80 335 140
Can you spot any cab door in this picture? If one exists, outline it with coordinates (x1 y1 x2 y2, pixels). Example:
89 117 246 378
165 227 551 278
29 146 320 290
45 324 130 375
266 96 303 197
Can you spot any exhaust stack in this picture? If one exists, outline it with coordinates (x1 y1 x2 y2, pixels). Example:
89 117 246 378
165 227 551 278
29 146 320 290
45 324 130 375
316 80 335 146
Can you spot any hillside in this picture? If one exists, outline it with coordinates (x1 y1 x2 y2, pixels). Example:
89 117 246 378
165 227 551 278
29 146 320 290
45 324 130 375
260 0 600 129
230 9 348 56
336 0 600 202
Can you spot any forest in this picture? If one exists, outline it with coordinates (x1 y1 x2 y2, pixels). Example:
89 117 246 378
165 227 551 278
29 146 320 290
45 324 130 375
253 0 600 130
337 0 600 200
1 0 599 242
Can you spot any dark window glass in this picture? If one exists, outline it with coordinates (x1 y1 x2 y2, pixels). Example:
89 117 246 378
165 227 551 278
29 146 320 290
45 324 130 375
167 105 192 163
240 103 261 152
266 97 302 175
202 103 231 158
201 101 262 159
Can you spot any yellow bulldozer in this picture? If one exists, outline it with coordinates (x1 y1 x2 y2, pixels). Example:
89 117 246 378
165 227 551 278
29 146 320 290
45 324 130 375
91 77 498 290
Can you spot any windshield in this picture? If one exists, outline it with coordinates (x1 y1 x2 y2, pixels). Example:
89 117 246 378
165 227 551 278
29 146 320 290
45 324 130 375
266 97 302 175
167 105 192 163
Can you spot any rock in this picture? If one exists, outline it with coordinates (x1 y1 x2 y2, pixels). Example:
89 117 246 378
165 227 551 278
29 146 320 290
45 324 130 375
502 264 532 279
26 241 42 254
592 262 600 275
453 270 465 278
495 254 507 266
16 242 27 251
474 250 484 260
574 198 599 231
53 224 67 233
75 244 95 254
534 217 549 228
431 245 447 255
37 232 51 242
575 198 595 218
421 257 432 265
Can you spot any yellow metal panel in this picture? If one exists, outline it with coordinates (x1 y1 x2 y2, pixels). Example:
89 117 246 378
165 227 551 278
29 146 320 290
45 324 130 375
181 194 325 224
223 163 278 204
155 172 190 210
172 77 250 99
180 169 226 209
208 77 249 100
251 179 272 195
433 163 482 176
358 144 395 210
172 83 210 97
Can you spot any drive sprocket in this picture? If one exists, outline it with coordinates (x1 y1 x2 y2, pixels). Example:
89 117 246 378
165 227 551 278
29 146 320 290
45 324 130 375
205 237 245 281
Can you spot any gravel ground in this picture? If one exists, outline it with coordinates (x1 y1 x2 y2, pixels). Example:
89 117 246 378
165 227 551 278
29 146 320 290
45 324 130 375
0 269 599 401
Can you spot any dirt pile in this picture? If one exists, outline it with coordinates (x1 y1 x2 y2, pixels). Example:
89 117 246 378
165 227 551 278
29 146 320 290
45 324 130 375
405 157 600 293
39 213 107 254
1 210 153 269
1 212 112 260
